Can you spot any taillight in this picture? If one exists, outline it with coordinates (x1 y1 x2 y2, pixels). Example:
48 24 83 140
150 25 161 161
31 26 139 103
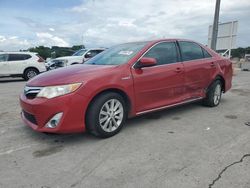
36 55 45 63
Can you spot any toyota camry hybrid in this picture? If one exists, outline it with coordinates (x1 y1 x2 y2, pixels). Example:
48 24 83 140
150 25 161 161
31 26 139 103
20 39 233 138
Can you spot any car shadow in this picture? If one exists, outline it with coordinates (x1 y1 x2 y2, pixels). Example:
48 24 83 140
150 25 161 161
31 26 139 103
0 78 25 83
21 101 203 145
20 99 229 146
125 101 202 129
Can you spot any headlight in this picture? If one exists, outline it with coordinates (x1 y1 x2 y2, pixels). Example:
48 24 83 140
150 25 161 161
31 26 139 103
37 83 82 99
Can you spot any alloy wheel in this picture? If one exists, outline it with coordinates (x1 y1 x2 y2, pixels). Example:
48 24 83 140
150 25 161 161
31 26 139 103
27 70 37 79
213 84 221 105
99 99 124 132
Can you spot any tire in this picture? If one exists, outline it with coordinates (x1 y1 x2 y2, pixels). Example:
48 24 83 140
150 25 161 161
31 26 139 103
23 68 39 81
71 62 79 65
86 92 127 138
203 80 222 107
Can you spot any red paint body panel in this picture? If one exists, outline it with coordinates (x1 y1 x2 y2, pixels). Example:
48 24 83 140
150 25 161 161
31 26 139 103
20 92 87 133
19 39 233 133
131 62 185 112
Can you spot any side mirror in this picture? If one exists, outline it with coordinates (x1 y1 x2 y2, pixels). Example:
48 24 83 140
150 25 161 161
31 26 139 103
85 52 92 58
135 57 157 68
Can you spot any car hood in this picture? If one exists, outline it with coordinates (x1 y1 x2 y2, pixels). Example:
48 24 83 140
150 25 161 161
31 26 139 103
27 64 117 87
55 56 82 60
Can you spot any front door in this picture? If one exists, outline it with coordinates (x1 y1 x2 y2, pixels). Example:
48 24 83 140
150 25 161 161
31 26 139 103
131 42 185 113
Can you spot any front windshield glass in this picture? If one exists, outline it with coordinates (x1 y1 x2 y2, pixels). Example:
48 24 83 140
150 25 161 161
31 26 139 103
85 42 147 65
73 49 87 56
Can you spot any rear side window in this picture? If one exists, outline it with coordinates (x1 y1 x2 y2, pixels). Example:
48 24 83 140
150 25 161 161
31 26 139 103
8 54 31 61
144 42 178 65
0 54 8 62
179 41 204 61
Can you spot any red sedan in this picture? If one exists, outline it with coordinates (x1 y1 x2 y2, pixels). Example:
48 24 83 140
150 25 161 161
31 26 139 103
20 39 232 137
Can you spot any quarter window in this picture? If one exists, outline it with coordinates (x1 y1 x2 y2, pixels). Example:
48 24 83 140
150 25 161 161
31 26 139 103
179 41 204 61
202 48 212 58
143 42 178 65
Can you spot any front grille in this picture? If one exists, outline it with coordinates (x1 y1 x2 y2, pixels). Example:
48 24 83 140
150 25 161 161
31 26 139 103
24 86 42 99
23 110 37 125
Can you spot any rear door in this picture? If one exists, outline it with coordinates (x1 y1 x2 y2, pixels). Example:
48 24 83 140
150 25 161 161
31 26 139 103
132 41 185 113
0 54 9 75
7 54 31 74
178 41 216 98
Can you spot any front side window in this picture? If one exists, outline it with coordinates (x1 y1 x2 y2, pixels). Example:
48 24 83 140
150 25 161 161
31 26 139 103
0 54 8 62
85 42 147 65
179 41 204 61
143 42 178 65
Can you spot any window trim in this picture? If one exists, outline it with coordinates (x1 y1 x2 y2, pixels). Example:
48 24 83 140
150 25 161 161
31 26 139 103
132 41 182 69
177 41 213 63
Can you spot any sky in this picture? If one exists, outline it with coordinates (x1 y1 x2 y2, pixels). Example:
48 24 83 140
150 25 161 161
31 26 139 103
0 0 249 51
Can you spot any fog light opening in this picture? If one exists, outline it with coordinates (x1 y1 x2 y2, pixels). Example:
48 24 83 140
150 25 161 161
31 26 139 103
46 112 63 128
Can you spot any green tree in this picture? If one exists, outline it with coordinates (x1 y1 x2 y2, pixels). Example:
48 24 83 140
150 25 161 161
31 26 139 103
26 44 85 60
231 47 250 58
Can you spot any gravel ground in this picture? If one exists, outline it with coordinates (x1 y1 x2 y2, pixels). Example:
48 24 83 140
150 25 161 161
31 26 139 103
0 72 250 188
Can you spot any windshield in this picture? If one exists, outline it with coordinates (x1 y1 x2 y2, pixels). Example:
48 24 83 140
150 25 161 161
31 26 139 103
73 49 87 56
85 42 147 65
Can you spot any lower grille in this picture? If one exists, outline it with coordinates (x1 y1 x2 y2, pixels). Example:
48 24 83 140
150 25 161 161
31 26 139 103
23 110 37 125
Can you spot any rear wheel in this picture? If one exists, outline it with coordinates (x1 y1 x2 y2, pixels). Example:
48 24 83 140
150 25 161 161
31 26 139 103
86 92 127 138
203 80 222 107
23 68 39 80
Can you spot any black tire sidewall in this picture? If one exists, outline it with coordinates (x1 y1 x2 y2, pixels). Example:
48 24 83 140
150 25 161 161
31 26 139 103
86 92 127 138
24 68 39 81
204 80 222 107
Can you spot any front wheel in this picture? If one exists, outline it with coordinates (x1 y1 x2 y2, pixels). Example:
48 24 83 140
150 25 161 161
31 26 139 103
203 80 222 107
86 92 127 138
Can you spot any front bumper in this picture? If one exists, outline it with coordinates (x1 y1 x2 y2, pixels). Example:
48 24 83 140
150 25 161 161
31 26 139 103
19 92 88 133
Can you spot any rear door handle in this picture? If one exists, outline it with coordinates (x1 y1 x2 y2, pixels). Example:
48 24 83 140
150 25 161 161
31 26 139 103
210 62 216 67
174 67 182 73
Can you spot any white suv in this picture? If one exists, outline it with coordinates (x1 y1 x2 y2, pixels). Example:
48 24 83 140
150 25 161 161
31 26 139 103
45 48 105 70
0 52 46 80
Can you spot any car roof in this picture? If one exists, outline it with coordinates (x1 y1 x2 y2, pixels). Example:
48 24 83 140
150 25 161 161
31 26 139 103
85 48 106 50
121 38 201 44
0 51 37 55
